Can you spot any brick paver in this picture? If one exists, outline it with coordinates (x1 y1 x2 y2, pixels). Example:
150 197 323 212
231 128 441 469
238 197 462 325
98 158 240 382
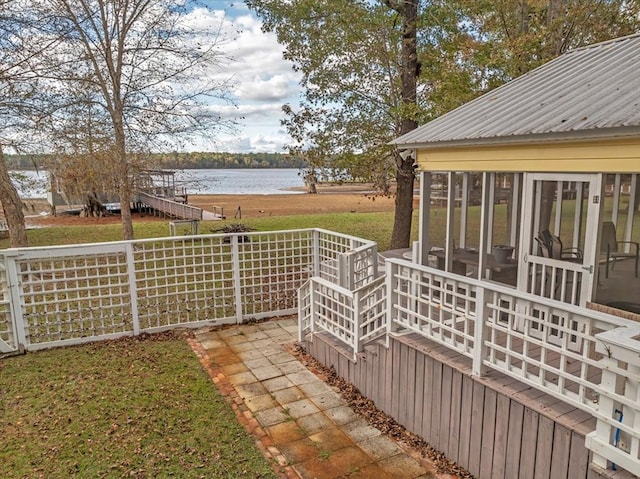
189 318 451 479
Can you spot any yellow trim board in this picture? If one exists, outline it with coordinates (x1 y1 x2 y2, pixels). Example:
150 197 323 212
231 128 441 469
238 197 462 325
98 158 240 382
416 138 640 172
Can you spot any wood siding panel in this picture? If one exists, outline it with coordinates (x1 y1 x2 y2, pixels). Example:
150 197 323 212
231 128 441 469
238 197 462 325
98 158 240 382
419 138 640 174
468 379 486 477
439 365 453 458
398 342 409 428
430 360 444 451
519 408 540 479
365 347 373 395
457 374 474 470
448 369 463 462
480 388 498 479
534 415 555 479
492 393 511 479
567 431 589 479
421 356 435 443
382 341 392 414
391 341 401 420
405 346 417 432
550 425 572 479
505 401 525 479
374 343 384 409
413 348 426 436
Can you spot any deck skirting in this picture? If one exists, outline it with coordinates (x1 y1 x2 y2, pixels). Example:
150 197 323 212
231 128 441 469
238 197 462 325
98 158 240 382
304 332 631 479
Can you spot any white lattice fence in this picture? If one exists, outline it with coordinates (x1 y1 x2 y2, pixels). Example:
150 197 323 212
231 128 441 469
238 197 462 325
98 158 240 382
1 228 373 352
15 244 134 348
299 274 387 360
0 261 18 352
132 236 236 330
315 229 379 288
238 230 314 317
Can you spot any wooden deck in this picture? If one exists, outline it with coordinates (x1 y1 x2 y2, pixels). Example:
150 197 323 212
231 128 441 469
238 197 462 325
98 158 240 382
594 257 640 310
304 331 634 479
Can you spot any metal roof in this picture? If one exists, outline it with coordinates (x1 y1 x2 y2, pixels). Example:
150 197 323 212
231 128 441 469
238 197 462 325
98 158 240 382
392 33 640 148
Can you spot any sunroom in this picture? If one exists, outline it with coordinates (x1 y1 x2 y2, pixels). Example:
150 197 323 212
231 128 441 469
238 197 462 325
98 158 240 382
393 33 640 317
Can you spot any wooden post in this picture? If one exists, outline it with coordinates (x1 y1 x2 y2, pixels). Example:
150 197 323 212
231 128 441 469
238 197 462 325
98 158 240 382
460 172 469 249
445 172 456 272
418 171 432 266
585 326 640 476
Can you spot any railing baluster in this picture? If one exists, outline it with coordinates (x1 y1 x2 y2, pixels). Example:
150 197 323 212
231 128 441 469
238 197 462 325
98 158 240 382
472 286 488 376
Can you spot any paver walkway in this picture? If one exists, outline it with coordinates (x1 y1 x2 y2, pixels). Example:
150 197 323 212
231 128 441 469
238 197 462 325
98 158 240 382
190 317 443 479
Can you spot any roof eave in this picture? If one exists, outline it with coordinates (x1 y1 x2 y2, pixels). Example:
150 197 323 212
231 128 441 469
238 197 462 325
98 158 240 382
391 125 640 150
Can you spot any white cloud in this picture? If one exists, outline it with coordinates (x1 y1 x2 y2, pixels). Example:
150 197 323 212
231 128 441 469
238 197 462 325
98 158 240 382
186 130 290 154
180 7 301 152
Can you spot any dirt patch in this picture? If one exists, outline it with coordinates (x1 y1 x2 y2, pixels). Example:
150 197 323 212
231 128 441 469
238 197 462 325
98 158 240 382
20 183 401 227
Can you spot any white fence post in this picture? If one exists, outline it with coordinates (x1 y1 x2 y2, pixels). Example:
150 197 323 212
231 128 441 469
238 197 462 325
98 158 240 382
309 280 316 336
585 326 640 476
472 286 488 377
312 229 321 277
124 242 140 335
4 250 26 350
385 262 397 348
353 289 361 361
231 235 243 324
338 253 349 289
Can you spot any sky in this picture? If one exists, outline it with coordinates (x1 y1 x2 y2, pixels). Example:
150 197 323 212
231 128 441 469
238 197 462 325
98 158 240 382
197 1 302 154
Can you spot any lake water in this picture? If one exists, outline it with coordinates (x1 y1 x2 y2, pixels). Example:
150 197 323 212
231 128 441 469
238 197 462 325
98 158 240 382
13 168 306 198
174 168 304 195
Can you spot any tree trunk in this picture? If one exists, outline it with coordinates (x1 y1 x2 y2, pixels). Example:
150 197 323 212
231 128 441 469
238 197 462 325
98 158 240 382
304 169 318 194
81 193 108 217
119 179 134 240
539 181 557 232
113 112 135 240
0 145 28 247
388 0 419 250
390 163 415 249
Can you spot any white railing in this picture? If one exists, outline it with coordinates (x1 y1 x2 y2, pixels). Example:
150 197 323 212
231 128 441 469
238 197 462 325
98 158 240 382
0 228 372 353
298 274 386 360
138 192 203 220
314 229 379 288
385 258 640 476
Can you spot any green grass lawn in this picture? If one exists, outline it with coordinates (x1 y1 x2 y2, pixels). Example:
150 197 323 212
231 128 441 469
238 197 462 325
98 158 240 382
0 332 276 479
7 204 525 252
10 210 417 250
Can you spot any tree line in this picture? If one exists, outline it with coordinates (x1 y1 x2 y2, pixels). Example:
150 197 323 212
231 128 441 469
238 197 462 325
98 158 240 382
5 152 307 171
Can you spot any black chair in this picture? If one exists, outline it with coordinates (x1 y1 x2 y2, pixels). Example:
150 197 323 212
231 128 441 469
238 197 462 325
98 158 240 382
601 221 639 278
536 230 582 262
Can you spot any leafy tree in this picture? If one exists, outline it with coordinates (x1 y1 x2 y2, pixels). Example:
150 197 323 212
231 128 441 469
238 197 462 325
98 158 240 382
452 0 640 230
247 0 424 249
37 0 236 239
247 0 640 249
454 0 640 82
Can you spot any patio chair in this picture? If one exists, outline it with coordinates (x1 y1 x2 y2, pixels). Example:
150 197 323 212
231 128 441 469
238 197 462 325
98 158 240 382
536 230 582 262
601 221 639 278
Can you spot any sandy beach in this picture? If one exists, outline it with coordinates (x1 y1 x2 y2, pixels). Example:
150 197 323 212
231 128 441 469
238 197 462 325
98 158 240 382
20 183 401 227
